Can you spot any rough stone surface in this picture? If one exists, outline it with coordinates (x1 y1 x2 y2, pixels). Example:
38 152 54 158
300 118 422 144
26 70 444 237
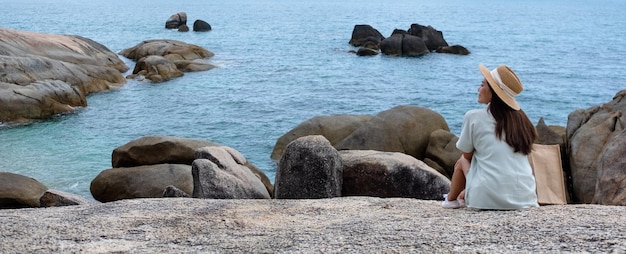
435 45 470 55
40 189 100 207
0 172 48 208
351 23 464 57
0 28 128 123
0 172 48 209
243 161 274 198
349 24 384 47
401 34 430 56
379 29 432 57
0 198 624 253
192 146 270 199
111 135 220 168
119 39 214 62
340 150 450 200
379 33 403 56
356 47 379 56
111 136 273 197
274 135 342 199
0 28 128 72
90 164 193 202
177 25 189 32
271 114 372 161
407 23 449 51
0 80 86 123
165 12 187 29
536 117 566 146
131 55 183 82
120 39 214 82
424 129 461 178
567 90 626 203
192 19 212 32
334 105 450 160
162 185 191 198
173 59 216 72
593 129 626 205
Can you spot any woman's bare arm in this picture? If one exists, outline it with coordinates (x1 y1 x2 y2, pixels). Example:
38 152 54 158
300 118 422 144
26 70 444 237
463 152 474 162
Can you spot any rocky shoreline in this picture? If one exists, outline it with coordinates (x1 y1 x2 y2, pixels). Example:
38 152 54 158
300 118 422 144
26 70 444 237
2 26 626 253
1 197 625 253
3 27 626 207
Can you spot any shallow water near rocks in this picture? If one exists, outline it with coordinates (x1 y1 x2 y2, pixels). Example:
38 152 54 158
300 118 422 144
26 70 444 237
1 0 625 198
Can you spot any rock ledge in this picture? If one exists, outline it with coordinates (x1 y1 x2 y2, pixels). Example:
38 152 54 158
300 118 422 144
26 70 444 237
0 197 624 253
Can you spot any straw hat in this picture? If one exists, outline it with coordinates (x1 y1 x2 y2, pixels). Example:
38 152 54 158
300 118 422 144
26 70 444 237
479 64 523 110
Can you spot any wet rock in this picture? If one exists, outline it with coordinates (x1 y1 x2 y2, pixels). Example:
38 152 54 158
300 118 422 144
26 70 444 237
349 24 384 47
165 12 187 29
0 28 128 123
193 19 212 32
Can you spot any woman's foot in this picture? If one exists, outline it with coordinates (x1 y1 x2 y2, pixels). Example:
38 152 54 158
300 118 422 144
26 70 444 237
442 194 466 209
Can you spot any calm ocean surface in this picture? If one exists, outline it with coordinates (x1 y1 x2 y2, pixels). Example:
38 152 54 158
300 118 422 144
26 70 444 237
2 0 625 198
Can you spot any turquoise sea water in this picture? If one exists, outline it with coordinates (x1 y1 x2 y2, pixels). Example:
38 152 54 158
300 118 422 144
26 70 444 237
2 0 625 198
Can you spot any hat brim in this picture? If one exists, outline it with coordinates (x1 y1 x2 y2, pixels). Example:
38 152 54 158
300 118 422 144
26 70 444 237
479 64 520 110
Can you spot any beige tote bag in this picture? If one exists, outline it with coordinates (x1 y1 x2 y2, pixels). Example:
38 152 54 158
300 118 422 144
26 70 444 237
528 144 568 205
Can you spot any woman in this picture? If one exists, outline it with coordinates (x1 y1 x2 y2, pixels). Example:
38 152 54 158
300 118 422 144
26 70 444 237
442 64 539 210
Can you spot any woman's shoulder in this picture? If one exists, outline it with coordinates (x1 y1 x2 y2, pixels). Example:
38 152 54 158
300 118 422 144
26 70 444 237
464 107 489 118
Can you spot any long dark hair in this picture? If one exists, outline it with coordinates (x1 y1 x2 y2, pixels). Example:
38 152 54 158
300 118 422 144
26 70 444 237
488 87 537 155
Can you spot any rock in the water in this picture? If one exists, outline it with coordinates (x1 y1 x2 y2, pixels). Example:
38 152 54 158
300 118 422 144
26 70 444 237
193 19 212 32
165 12 187 29
119 39 214 62
0 28 128 123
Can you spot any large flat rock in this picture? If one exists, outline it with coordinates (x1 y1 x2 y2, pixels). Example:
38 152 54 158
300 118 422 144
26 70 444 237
0 28 128 123
0 197 624 253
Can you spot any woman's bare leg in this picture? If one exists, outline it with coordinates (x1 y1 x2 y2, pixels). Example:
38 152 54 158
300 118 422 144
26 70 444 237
447 167 465 201
447 155 470 201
